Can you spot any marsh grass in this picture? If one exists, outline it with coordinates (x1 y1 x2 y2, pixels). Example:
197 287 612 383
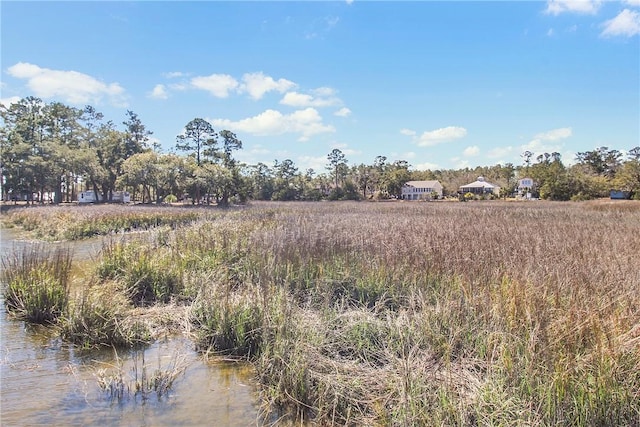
3 200 639 425
2 204 207 241
182 201 640 425
60 282 151 349
1 245 72 324
97 237 184 306
94 347 188 401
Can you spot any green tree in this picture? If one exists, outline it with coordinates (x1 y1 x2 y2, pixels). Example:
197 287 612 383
176 118 218 203
327 148 347 190
614 147 640 198
216 130 243 205
576 147 622 178
381 160 411 198
176 118 217 166
248 162 274 200
272 159 300 201
123 110 153 154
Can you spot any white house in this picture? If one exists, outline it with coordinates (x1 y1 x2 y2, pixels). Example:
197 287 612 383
459 176 500 195
401 180 443 200
78 191 103 203
517 177 534 199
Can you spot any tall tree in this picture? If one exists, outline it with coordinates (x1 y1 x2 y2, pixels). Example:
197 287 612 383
175 118 217 166
327 148 347 190
576 147 622 178
123 110 153 154
217 130 242 168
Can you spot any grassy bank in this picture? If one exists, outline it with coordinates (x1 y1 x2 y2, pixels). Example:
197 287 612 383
2 200 639 425
0 204 212 240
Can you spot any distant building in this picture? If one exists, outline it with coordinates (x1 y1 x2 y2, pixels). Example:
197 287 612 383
459 176 500 195
78 190 130 204
401 180 443 200
518 177 535 199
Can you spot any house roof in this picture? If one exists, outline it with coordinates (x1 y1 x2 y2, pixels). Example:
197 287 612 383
459 176 498 189
403 180 442 188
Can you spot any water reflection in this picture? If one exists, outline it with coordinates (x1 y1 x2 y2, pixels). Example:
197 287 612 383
0 230 262 426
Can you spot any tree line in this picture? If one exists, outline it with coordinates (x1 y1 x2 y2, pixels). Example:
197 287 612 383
1 97 639 204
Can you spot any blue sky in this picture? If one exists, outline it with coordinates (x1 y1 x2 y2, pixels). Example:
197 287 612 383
2 1 639 172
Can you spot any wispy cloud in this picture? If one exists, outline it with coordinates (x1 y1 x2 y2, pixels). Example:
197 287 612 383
163 71 186 79
413 162 440 171
210 108 335 142
7 62 128 107
462 146 480 157
190 73 239 98
149 84 169 99
522 127 573 155
415 126 467 147
334 107 352 117
545 0 602 15
280 89 341 108
601 9 640 37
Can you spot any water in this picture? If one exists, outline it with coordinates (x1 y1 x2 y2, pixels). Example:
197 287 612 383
0 229 263 426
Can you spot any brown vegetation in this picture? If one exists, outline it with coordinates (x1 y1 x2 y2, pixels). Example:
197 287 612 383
2 200 639 425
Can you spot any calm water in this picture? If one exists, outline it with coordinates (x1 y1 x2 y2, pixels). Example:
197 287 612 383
0 229 263 426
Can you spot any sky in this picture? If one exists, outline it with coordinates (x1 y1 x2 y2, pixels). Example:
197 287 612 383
1 1 639 172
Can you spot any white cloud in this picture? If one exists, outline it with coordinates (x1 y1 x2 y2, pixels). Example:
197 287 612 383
164 71 186 78
545 0 601 15
601 9 640 37
0 96 22 107
533 127 573 141
400 128 416 137
452 158 471 169
169 83 188 91
345 0 354 4
522 127 572 155
623 0 640 6
297 155 328 172
239 72 296 100
7 62 127 106
463 146 480 157
416 126 467 147
210 107 335 142
413 162 440 171
334 107 351 117
280 89 341 108
149 84 168 99
190 73 239 98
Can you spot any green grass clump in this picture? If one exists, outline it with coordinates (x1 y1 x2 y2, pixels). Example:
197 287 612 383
60 285 151 349
1 245 71 324
192 290 265 359
96 238 183 306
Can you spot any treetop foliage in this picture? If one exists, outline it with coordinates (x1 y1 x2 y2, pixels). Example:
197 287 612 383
2 97 638 204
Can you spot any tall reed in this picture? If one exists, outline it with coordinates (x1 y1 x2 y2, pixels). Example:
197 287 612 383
1 244 72 324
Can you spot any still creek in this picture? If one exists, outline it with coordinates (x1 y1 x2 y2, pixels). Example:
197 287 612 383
0 228 262 426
